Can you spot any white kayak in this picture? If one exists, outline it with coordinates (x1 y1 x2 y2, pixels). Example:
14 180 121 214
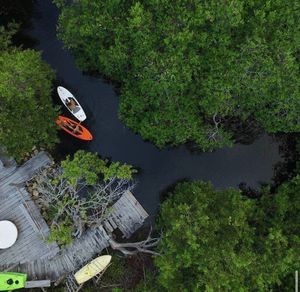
57 86 87 122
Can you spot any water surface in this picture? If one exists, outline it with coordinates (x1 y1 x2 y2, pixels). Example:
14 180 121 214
27 0 282 218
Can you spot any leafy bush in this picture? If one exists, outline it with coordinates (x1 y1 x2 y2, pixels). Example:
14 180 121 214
61 150 136 185
48 219 74 246
0 25 59 160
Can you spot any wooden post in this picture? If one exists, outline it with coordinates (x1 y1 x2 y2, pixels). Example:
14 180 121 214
296 270 298 292
25 280 51 288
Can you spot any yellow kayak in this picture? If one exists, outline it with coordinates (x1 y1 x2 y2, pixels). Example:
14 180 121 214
74 255 112 284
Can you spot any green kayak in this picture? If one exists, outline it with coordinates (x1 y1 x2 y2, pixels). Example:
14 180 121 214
0 272 27 291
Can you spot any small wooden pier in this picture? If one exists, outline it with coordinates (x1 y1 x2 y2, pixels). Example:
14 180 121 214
0 152 148 281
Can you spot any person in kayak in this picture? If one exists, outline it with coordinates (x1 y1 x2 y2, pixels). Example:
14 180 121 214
66 98 77 111
61 120 81 134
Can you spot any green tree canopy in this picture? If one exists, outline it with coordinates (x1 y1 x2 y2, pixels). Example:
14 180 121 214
0 26 59 160
251 176 300 289
156 179 300 291
54 0 300 150
61 150 136 185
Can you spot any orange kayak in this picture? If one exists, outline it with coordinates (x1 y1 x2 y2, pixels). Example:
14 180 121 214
56 115 93 141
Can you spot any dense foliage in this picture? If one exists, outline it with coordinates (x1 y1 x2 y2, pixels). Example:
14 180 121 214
36 150 136 245
54 0 300 150
0 26 59 160
61 150 137 185
156 180 300 291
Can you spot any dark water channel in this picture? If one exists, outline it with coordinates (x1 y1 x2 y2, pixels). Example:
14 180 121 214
27 0 282 218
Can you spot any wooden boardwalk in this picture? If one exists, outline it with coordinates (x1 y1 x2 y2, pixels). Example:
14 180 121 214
0 152 59 267
0 153 148 281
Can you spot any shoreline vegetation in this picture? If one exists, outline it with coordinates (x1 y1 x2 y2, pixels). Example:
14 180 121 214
54 0 299 151
0 24 59 162
1 0 300 291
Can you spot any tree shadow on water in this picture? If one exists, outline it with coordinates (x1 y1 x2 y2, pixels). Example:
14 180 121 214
0 0 38 48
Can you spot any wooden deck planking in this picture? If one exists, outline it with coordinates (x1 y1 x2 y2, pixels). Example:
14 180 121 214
0 152 149 282
0 153 59 267
106 191 148 238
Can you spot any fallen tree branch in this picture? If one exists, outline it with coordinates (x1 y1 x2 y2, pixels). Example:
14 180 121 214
108 228 161 256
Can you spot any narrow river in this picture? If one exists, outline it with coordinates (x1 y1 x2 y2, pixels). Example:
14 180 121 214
27 0 282 218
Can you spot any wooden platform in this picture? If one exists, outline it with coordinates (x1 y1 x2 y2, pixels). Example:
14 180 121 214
0 152 59 267
0 153 149 281
103 191 149 238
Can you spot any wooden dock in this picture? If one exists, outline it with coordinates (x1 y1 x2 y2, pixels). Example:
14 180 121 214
0 152 59 267
103 191 149 238
0 153 148 281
